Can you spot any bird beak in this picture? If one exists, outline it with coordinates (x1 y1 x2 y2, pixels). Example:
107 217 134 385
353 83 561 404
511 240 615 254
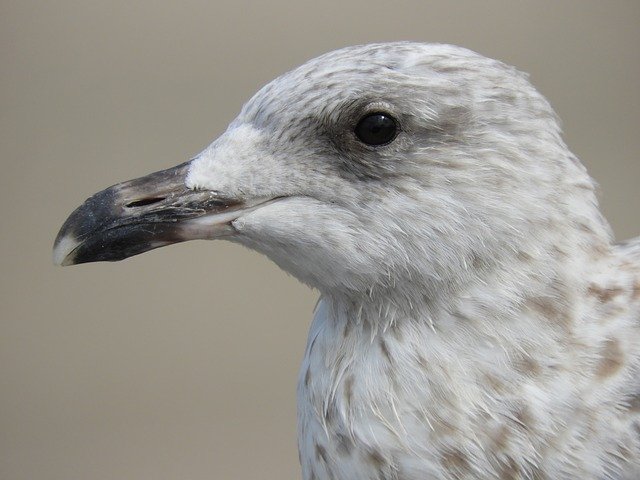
53 161 244 266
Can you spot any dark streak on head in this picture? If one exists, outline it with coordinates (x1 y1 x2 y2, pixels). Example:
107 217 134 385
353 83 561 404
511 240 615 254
344 375 354 410
304 366 312 387
315 443 328 463
379 338 392 364
335 432 354 456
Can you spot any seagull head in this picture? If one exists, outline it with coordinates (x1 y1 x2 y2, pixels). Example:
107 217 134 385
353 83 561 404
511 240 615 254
53 43 606 304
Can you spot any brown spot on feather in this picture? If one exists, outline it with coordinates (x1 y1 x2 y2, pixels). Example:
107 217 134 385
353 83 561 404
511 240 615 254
588 284 623 303
416 353 430 371
516 356 542 377
596 338 624 379
517 250 534 262
323 405 336 424
578 222 595 234
342 320 350 338
484 372 507 393
490 425 511 451
471 252 483 269
514 404 535 431
367 449 385 469
551 245 568 260
591 242 609 257
441 448 470 473
526 295 572 329
390 324 404 341
627 393 640 413
432 417 457 437
498 457 520 480
527 298 554 317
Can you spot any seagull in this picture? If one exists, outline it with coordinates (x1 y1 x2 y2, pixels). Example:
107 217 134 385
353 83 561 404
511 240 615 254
53 42 640 479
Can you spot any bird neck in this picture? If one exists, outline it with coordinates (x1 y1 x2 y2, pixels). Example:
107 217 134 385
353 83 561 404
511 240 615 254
320 232 608 343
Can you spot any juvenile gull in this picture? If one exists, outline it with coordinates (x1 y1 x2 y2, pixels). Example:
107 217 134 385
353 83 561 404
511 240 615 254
53 43 640 479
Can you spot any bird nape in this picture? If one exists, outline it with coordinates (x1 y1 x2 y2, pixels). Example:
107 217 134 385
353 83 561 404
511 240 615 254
53 43 640 479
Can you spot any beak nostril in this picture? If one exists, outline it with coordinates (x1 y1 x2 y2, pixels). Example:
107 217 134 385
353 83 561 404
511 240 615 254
125 197 166 208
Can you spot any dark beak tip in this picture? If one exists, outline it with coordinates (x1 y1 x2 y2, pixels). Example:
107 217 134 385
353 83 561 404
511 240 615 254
52 161 233 266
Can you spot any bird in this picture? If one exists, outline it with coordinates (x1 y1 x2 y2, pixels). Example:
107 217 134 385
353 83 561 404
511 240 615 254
53 42 640 479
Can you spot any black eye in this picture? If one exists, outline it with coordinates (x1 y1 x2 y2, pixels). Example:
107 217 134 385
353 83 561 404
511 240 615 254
354 112 398 146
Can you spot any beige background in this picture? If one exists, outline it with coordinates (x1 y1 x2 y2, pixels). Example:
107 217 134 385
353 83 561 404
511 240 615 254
1 1 639 479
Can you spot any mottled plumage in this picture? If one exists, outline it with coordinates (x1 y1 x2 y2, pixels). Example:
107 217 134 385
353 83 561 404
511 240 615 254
54 43 640 479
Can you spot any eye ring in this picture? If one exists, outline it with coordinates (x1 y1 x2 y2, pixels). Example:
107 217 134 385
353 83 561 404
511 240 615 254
354 112 398 146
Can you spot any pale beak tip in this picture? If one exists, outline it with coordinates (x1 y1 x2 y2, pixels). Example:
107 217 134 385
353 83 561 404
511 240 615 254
52 233 80 267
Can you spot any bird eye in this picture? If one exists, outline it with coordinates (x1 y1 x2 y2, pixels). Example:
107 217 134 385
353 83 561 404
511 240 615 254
354 112 398 146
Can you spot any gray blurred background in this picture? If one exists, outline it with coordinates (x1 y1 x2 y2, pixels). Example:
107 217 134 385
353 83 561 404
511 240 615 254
1 1 638 479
